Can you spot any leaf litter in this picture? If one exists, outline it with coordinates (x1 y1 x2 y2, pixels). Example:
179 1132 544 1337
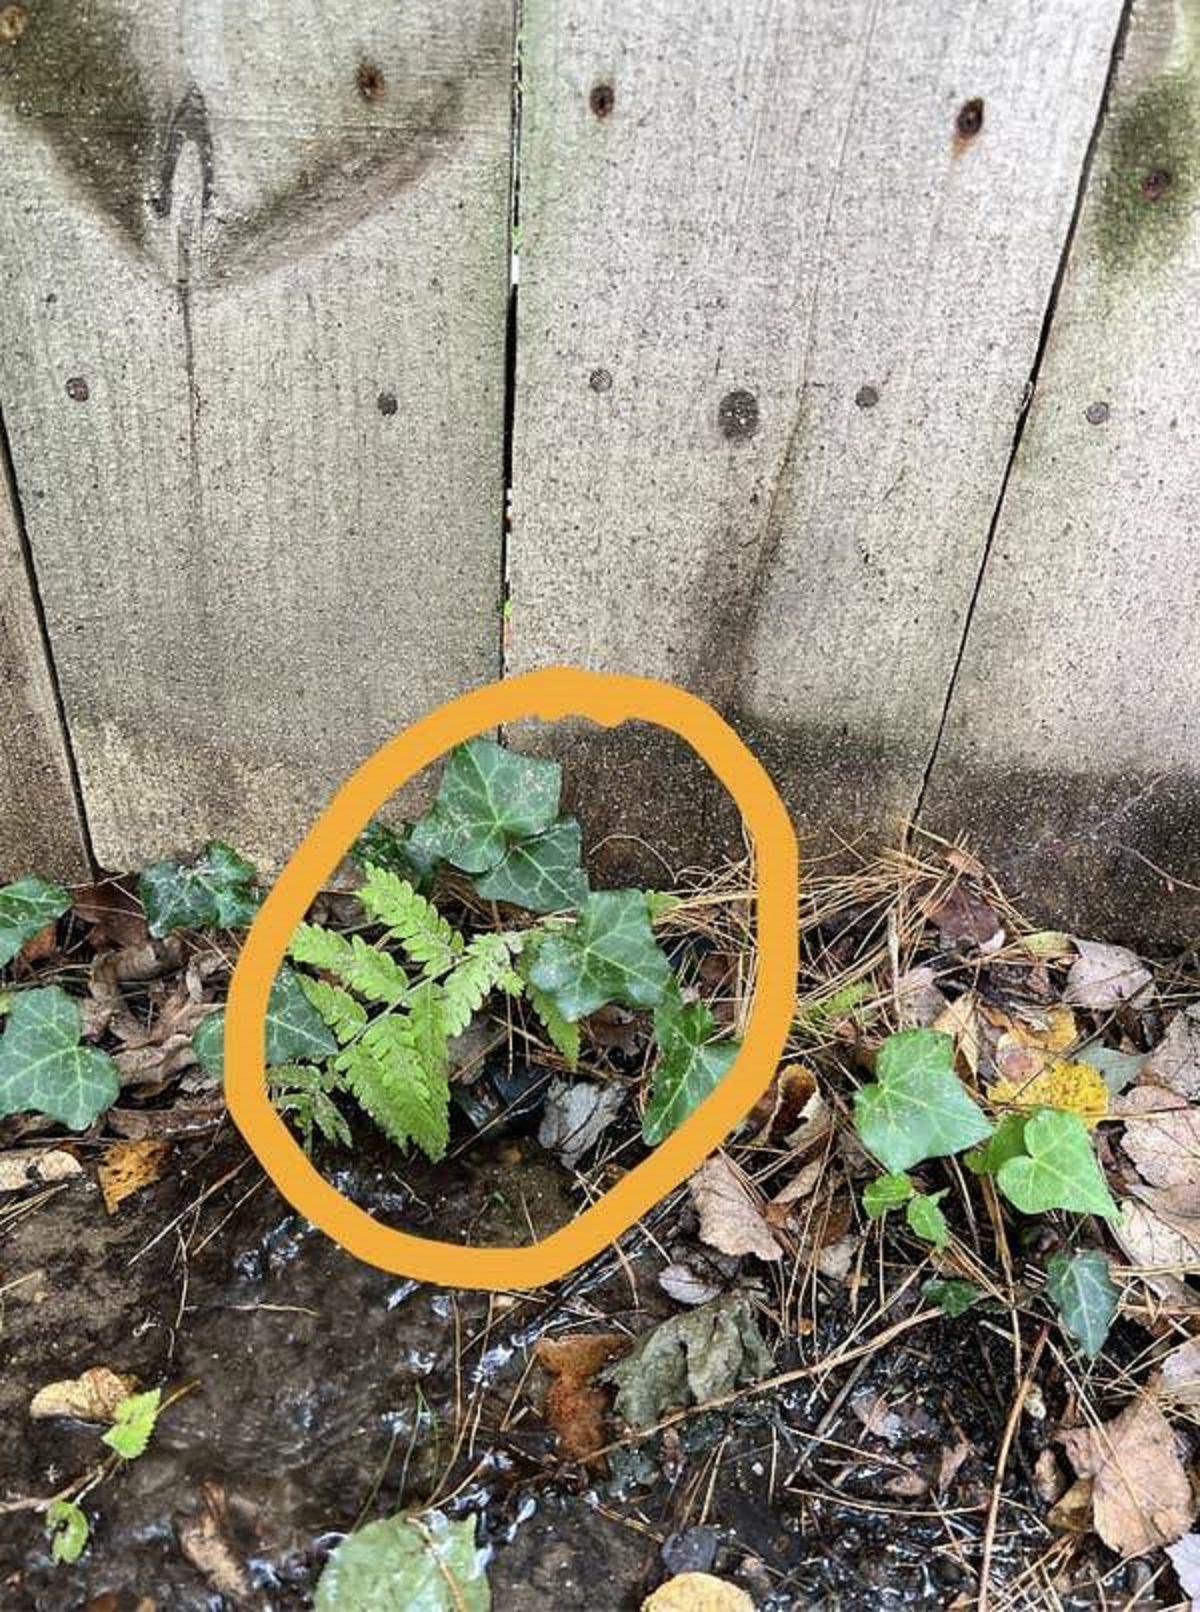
5 838 1200 1603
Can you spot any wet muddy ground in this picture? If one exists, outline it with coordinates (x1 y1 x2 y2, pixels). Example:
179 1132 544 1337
0 1120 1154 1610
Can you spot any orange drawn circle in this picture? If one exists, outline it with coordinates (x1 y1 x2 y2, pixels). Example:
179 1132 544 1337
225 668 799 1290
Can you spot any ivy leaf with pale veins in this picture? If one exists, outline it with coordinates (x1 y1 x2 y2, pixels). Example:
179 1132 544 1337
996 1109 1119 1219
643 988 740 1144
528 890 673 1022
139 841 260 936
906 1190 950 1249
923 1277 980 1317
474 818 589 913
853 1029 991 1174
965 1112 1028 1176
191 965 337 1078
0 986 119 1129
0 876 71 967
1046 1248 1119 1358
408 737 562 874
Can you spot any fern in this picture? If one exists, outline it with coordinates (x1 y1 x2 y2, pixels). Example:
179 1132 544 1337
526 980 581 1072
442 933 523 1037
336 1007 450 1160
268 1064 352 1153
357 866 463 977
298 976 368 1044
290 924 409 1006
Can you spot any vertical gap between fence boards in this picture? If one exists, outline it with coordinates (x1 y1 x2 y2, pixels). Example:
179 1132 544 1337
908 0 1136 838
498 0 524 699
0 404 98 875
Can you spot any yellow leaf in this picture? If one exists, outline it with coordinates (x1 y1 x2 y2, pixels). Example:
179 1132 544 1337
989 1059 1108 1129
98 1139 171 1215
1021 930 1074 959
643 1574 755 1611
1008 1006 1078 1054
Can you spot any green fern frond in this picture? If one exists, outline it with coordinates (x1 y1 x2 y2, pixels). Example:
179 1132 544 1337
289 923 409 1006
357 866 464 977
289 922 356 973
526 981 581 1071
441 933 524 1036
298 976 368 1043
268 1064 352 1152
335 1029 450 1160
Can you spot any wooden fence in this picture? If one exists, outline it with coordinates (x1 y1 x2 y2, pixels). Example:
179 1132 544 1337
1 0 1196 939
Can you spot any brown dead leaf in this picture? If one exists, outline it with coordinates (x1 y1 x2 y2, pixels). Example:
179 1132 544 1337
583 1002 643 1054
1064 940 1153 1011
105 1100 225 1141
765 1158 825 1228
944 847 987 879
178 1484 250 1602
937 1439 973 1493
1113 1199 1200 1305
73 878 149 949
1048 1476 1095 1534
18 921 59 965
689 1155 782 1262
30 1365 136 1421
931 884 1005 952
1059 1397 1193 1557
0 1149 81 1191
1034 1448 1067 1504
1146 1007 1200 1101
815 1233 858 1282
883 1468 930 1498
536 1333 628 1465
747 1064 818 1146
98 1139 171 1214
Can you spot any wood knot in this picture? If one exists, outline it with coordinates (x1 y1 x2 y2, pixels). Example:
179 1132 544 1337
718 389 759 440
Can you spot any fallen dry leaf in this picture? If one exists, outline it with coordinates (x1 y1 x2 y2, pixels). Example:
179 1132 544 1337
0 1149 81 1191
1065 941 1153 1011
1119 1084 1200 1192
18 921 59 965
537 1079 624 1170
73 879 150 949
815 1233 859 1282
895 966 948 1028
1034 1447 1067 1504
536 1333 627 1465
748 1064 818 1146
1113 1198 1200 1305
178 1484 251 1601
1048 1476 1095 1534
931 883 1005 952
690 1155 782 1262
98 1139 172 1215
937 1440 972 1493
1160 1339 1200 1408
658 1262 724 1307
1167 1533 1200 1602
1059 1397 1193 1557
850 1389 906 1444
30 1365 136 1422
933 993 981 1077
989 1059 1108 1128
1146 1007 1200 1101
642 1572 754 1611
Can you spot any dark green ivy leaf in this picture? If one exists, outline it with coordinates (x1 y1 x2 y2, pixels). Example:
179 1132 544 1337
862 1172 914 1218
0 876 70 967
527 890 673 1021
139 842 260 937
0 986 119 1129
642 987 740 1144
191 965 338 1078
408 738 562 875
965 1112 1028 1175
923 1277 981 1318
350 819 440 883
473 818 589 913
1046 1247 1119 1358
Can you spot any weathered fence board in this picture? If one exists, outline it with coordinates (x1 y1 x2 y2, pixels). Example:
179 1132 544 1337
509 0 1125 865
0 445 89 881
924 0 1200 937
0 1 512 871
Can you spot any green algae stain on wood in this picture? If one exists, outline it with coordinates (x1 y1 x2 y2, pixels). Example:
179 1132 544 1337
1097 48 1200 279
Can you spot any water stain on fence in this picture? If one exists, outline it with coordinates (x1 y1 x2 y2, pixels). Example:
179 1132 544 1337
0 0 502 286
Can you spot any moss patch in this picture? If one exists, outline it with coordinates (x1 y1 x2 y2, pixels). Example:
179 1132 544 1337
1097 67 1200 280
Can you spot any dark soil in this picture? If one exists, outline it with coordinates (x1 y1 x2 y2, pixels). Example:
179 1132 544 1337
0 1122 1158 1610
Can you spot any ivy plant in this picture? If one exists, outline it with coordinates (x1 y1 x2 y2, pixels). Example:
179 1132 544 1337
0 875 70 967
0 987 119 1130
854 1026 1123 1355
